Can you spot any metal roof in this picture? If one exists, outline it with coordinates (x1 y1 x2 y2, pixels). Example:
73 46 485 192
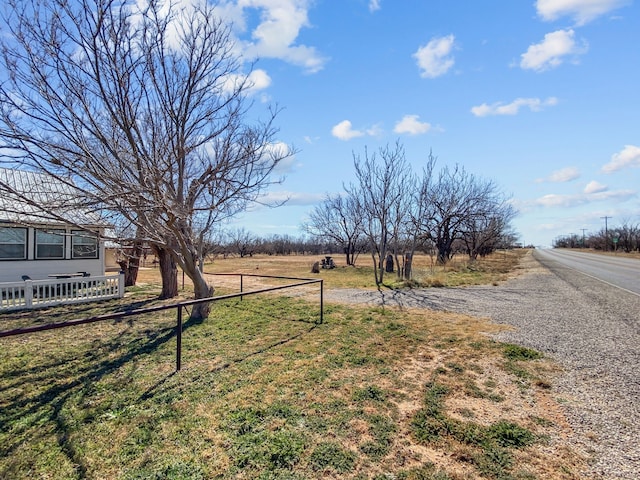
0 167 106 227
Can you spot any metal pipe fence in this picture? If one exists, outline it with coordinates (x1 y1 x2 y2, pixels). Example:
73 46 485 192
0 274 323 372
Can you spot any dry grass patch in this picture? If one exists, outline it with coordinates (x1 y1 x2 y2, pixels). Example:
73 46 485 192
136 249 529 293
0 248 588 479
1 290 588 479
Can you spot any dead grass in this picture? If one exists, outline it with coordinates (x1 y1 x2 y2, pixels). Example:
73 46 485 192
0 249 591 479
135 249 528 292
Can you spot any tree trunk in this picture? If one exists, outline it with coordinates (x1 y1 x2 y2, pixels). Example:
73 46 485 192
403 253 413 280
371 251 382 285
117 241 143 287
155 246 178 299
385 254 394 273
191 270 214 320
344 243 353 266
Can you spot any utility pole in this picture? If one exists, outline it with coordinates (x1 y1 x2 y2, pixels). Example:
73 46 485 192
581 228 587 248
601 216 611 251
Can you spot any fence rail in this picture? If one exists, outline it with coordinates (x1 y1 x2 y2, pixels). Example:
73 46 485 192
0 274 125 311
0 274 323 372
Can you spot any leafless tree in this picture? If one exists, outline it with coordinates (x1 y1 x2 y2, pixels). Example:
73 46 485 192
612 220 640 253
302 193 364 266
0 0 291 319
402 151 437 279
226 227 256 258
346 142 412 285
420 165 511 264
461 198 516 259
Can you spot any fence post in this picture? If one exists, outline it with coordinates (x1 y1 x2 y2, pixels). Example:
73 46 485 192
240 274 244 301
176 305 183 371
319 279 323 324
118 272 125 298
25 280 33 308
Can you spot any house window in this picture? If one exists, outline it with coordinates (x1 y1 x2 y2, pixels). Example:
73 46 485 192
72 230 98 259
0 227 27 260
35 229 65 259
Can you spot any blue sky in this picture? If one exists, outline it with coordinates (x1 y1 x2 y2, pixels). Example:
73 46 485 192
215 0 639 247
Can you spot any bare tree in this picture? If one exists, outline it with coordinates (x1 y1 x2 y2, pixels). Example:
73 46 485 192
302 193 364 266
461 198 516 259
420 165 511 264
403 151 437 279
0 0 291 319
346 142 411 285
612 220 639 253
226 227 256 258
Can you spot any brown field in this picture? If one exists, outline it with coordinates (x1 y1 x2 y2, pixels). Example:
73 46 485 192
0 249 592 479
136 249 529 293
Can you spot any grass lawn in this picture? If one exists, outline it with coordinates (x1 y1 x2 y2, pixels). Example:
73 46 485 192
0 251 588 479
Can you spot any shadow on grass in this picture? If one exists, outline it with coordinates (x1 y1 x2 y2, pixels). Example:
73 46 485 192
0 299 319 477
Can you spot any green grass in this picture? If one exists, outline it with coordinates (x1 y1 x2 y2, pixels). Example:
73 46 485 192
411 379 537 479
0 262 578 479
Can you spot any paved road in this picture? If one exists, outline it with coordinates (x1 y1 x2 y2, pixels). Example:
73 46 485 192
535 248 640 296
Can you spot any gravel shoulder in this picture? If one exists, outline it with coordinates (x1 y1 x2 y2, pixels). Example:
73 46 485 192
324 250 640 480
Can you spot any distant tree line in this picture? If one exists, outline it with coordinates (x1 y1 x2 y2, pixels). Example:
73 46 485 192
202 228 339 259
553 221 640 253
302 142 518 285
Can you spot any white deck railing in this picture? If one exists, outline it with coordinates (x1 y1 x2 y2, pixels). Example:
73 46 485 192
0 274 125 311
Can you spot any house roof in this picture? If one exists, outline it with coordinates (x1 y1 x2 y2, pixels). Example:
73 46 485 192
0 167 106 227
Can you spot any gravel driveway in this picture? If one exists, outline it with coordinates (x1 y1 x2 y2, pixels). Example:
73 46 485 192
324 251 640 479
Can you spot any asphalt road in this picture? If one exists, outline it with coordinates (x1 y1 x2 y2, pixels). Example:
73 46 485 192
534 248 640 296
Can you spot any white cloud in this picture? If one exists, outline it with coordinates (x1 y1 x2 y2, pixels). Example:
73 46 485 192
365 124 384 137
219 69 272 98
394 115 432 135
413 35 456 78
535 0 630 25
265 141 298 174
331 120 365 141
218 0 328 73
601 145 640 173
471 97 558 117
369 0 381 12
258 190 325 206
534 189 635 208
584 180 607 194
520 29 587 72
537 166 581 183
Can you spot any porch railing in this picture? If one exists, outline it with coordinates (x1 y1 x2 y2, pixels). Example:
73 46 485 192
0 274 125 311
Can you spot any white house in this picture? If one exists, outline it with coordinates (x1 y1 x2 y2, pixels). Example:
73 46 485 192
0 168 109 282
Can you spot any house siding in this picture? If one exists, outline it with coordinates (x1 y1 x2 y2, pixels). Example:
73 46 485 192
0 225 106 282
